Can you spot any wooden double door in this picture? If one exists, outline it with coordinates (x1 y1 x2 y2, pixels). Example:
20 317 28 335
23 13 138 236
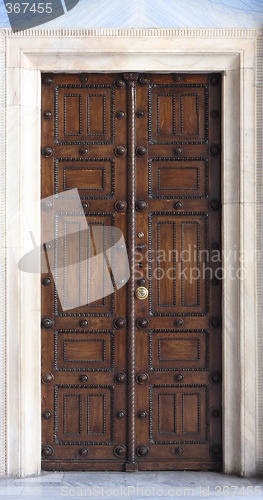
41 72 222 471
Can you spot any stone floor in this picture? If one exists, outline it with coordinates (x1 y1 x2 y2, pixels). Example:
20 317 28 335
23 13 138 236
0 471 263 500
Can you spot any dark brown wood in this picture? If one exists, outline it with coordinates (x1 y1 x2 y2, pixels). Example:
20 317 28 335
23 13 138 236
41 72 222 471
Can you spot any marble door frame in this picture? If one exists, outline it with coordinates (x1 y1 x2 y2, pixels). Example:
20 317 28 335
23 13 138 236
0 28 262 477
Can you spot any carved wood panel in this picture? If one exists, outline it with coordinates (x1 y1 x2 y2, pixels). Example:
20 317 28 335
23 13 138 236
41 72 221 471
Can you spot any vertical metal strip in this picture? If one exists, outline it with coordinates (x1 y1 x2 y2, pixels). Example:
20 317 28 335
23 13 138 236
124 73 138 470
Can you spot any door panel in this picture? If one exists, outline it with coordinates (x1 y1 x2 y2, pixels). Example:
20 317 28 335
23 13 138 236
41 72 221 471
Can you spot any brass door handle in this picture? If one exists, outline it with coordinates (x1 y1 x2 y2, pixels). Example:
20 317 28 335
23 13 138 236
135 286 148 300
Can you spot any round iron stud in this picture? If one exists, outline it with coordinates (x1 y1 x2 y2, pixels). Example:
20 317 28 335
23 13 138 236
80 375 89 383
41 372 54 384
209 74 220 86
174 147 183 154
136 317 149 329
114 317 127 329
42 146 54 158
212 277 220 286
43 411 52 420
43 110 53 119
136 445 149 456
210 200 220 210
211 110 220 119
42 75 54 86
42 445 54 456
136 110 145 119
116 110 125 119
212 409 221 418
79 448 89 456
114 372 127 384
138 75 149 86
136 200 147 212
42 277 52 287
174 201 183 210
210 444 221 456
173 75 182 82
41 317 53 329
114 200 127 212
136 145 147 157
210 317 221 328
137 278 146 286
44 242 52 251
209 144 220 156
114 445 126 457
116 410 125 420
114 146 127 157
79 147 88 156
174 374 184 382
137 410 147 419
174 447 184 455
114 79 126 89
210 372 221 384
79 74 89 83
174 319 184 327
79 319 88 327
136 372 149 385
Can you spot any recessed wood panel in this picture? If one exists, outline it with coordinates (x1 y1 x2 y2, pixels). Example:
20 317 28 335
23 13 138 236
149 159 208 199
63 394 81 435
87 95 106 135
54 331 114 372
64 95 82 136
149 330 208 370
87 394 106 435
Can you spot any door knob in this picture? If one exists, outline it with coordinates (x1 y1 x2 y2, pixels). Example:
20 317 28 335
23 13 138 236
135 287 148 300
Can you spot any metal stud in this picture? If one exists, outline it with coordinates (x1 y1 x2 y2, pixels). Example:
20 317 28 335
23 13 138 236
210 372 221 384
79 448 89 456
211 110 220 119
42 277 51 287
43 242 52 251
80 375 89 383
82 202 89 210
137 410 147 419
43 110 53 119
136 445 149 456
137 278 146 286
79 147 88 155
136 110 145 118
173 75 182 82
137 232 144 239
210 444 221 456
136 200 147 212
42 445 54 456
114 79 126 89
174 147 183 154
174 319 184 327
136 145 147 157
42 75 54 86
138 75 149 86
210 200 220 210
209 74 220 86
42 411 52 420
210 317 221 328
211 277 220 286
174 373 184 382
42 199 54 211
174 201 183 210
79 319 88 327
135 286 148 300
42 146 54 157
212 409 221 418
114 200 127 212
136 372 149 384
114 146 127 157
116 410 125 420
114 317 127 329
41 317 53 329
113 445 126 456
41 372 54 384
136 317 149 329
114 372 127 384
209 144 220 156
211 242 220 250
136 243 146 252
116 111 125 119
79 74 89 83
174 447 184 455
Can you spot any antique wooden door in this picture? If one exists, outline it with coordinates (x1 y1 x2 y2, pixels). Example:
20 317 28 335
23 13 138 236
41 72 222 471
